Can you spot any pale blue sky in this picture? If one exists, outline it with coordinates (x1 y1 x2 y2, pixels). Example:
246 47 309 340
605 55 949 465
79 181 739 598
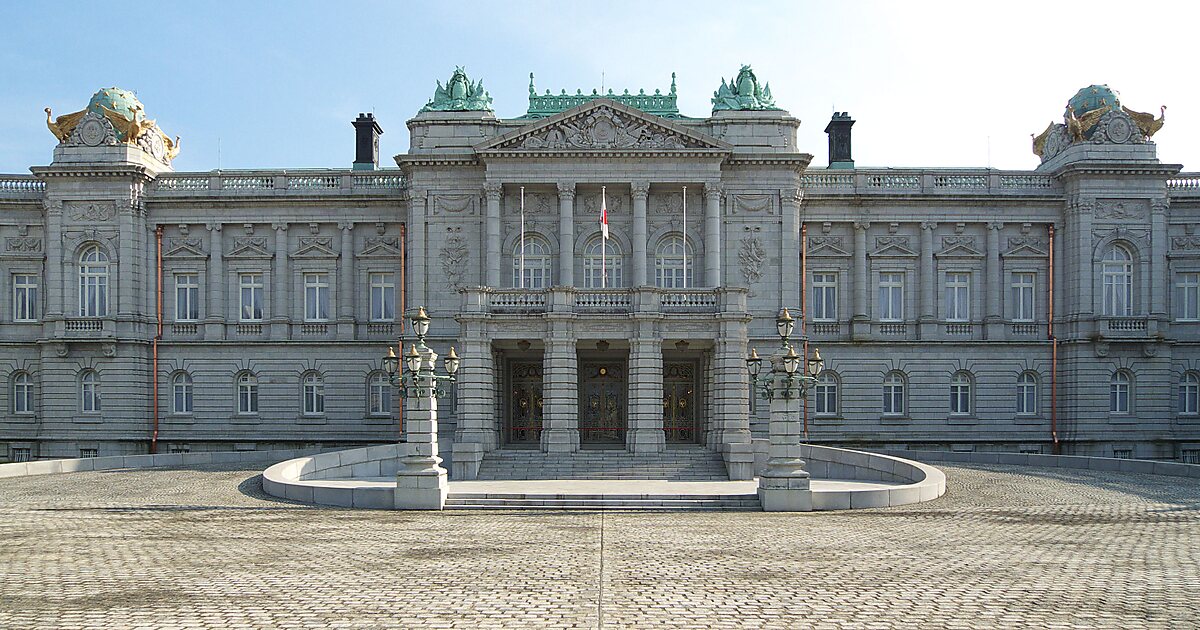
2 1 1195 173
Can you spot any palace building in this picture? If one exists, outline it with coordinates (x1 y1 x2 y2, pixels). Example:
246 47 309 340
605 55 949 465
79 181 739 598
2 70 1198 471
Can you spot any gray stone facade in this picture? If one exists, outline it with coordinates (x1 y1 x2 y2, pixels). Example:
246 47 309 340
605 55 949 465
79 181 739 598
2 80 1199 465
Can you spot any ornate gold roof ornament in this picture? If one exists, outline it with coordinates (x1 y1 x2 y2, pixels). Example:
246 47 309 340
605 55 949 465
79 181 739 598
1031 85 1166 164
43 87 179 165
45 107 86 142
1121 105 1166 139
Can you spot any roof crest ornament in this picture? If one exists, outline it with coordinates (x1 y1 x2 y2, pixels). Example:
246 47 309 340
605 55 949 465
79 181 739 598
711 65 779 113
420 67 493 113
522 72 682 119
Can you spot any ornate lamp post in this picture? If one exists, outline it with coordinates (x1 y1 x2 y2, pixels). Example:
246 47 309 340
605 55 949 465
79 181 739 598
384 307 461 510
746 308 826 511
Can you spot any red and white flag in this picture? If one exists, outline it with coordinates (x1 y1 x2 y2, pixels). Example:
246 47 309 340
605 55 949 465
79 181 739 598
600 186 609 240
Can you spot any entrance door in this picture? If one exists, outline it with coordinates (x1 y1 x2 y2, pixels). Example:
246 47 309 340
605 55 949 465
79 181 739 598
507 362 543 444
578 362 627 445
663 362 699 443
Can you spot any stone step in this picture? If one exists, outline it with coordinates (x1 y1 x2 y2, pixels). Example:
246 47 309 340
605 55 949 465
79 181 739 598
475 446 730 481
444 496 761 511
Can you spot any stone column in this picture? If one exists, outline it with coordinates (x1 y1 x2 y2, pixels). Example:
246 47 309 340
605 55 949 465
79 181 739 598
631 181 650 287
409 192 427 308
781 188 801 308
117 201 135 319
271 222 289 337
484 182 502 287
704 183 722 287
626 332 665 454
44 202 63 320
1150 198 1168 328
557 182 575 287
1076 200 1095 323
338 223 355 335
985 222 1003 338
757 360 812 512
919 222 937 339
204 224 224 338
452 320 497 480
851 221 870 339
395 345 449 510
541 328 579 453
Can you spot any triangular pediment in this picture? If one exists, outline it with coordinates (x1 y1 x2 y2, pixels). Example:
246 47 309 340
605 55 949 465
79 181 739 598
869 237 917 258
935 244 983 258
477 99 731 153
163 237 207 259
358 236 403 258
806 237 850 257
1001 242 1049 258
226 237 271 259
294 236 337 259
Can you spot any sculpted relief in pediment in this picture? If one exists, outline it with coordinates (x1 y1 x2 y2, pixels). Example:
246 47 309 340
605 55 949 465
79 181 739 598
503 106 705 151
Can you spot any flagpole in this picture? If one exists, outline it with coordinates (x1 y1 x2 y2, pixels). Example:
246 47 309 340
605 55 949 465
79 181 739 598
681 185 687 288
520 186 525 289
601 186 607 289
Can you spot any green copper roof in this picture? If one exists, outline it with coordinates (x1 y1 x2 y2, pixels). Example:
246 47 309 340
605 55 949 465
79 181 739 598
520 73 683 119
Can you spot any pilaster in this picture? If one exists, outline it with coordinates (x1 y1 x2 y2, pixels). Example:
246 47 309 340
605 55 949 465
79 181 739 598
557 182 575 287
985 221 1004 339
409 192 427 308
704 183 722 287
541 329 579 453
919 222 937 339
626 332 665 454
205 223 225 339
271 222 290 338
781 187 801 307
631 181 650 287
852 221 870 340
484 182 502 287
337 222 355 337
44 201 64 321
452 325 497 479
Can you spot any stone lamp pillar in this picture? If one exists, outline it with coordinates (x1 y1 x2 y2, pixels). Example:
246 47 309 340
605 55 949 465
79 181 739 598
757 356 812 512
395 344 449 510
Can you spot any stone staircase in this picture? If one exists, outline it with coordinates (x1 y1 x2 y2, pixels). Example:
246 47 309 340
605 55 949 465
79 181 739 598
447 446 759 510
472 446 730 481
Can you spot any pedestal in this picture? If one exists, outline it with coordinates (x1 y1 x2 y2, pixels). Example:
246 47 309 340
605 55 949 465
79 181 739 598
757 382 812 512
395 372 449 510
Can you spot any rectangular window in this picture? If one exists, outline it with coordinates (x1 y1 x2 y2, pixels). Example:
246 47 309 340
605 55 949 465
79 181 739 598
814 379 837 415
369 273 395 321
79 448 97 459
944 272 970 322
239 274 264 322
238 377 259 414
812 273 837 321
13 274 39 322
1011 272 1036 322
11 447 31 462
878 272 904 322
1182 450 1200 464
1177 273 1199 321
1181 377 1199 415
304 273 330 322
175 274 200 322
169 444 191 454
369 376 391 416
1113 449 1133 459
950 381 971 415
1017 380 1037 416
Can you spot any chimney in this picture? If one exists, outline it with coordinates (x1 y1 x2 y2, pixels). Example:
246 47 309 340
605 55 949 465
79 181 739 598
352 113 383 171
824 112 855 169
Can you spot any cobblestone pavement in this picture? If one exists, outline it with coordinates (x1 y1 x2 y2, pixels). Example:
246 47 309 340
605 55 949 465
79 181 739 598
1 463 1198 629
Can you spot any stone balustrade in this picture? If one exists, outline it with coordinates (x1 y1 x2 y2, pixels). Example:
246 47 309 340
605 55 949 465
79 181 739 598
152 170 405 196
1168 173 1200 196
800 169 1059 196
0 175 45 198
462 286 741 316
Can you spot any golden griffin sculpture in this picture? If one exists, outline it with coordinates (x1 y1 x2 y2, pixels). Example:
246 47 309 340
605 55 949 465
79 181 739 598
44 87 180 162
1031 85 1166 160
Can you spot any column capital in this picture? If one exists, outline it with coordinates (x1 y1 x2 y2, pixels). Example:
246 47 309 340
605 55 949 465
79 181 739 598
920 221 937 231
205 222 222 232
781 187 803 204
271 222 288 232
704 182 724 200
556 181 576 199
482 181 503 199
986 221 1004 231
631 181 650 200
853 221 871 232
1152 197 1169 214
338 221 354 231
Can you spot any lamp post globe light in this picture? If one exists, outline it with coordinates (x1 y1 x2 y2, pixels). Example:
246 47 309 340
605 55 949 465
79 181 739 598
385 306 461 510
746 308 827 512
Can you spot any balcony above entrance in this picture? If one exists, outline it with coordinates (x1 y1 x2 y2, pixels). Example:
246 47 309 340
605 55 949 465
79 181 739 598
460 286 746 316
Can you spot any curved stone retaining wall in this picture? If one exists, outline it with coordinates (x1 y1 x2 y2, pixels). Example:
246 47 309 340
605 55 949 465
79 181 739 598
800 444 947 510
261 444 405 509
871 449 1200 479
0 447 336 479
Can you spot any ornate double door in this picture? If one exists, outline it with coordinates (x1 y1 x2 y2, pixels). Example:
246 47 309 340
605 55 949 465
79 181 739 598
663 362 699 443
507 362 543 444
579 362 627 445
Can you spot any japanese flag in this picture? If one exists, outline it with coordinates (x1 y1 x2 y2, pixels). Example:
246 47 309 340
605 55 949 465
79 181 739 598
600 188 609 240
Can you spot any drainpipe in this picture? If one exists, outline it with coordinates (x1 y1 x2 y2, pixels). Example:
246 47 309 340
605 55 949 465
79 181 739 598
801 222 808 440
1049 224 1059 454
398 222 407 440
151 226 163 454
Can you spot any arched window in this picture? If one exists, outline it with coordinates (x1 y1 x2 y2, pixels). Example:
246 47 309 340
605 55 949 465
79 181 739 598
512 234 553 289
369 371 391 416
814 371 839 416
1101 244 1134 317
79 245 109 317
950 371 973 415
883 371 906 416
237 372 258 414
12 372 33 414
172 372 193 414
655 235 694 289
302 372 325 415
80 370 100 413
582 236 623 288
1180 372 1200 416
1110 370 1132 414
1017 372 1038 416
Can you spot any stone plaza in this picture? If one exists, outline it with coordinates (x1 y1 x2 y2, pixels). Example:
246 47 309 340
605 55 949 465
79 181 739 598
0 460 1197 628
